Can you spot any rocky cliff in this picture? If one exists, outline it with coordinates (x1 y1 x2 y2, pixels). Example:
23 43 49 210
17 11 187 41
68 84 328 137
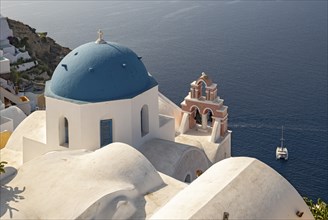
7 18 71 75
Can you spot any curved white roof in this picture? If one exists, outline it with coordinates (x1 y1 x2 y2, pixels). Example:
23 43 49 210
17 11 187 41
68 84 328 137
150 157 314 220
5 110 45 152
140 139 209 182
1 143 164 219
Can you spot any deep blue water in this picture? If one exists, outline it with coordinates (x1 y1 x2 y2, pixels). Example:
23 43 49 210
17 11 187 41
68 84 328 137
2 1 327 202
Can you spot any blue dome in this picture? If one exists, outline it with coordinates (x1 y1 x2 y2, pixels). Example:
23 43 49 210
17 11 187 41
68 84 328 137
45 41 157 103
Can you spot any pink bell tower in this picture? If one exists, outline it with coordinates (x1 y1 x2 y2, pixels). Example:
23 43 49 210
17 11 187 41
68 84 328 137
180 72 229 142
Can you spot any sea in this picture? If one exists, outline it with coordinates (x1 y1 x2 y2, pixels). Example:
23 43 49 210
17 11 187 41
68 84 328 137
1 1 327 202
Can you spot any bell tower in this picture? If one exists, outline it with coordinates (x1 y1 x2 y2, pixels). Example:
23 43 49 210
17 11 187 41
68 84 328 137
180 72 228 142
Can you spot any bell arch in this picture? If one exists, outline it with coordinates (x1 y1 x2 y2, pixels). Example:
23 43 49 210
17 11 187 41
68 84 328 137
203 108 214 126
189 105 201 128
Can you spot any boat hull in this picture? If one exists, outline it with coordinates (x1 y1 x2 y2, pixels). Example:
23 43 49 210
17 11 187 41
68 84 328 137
276 147 288 160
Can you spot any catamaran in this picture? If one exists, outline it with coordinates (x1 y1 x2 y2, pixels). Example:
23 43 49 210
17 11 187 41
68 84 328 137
276 126 288 160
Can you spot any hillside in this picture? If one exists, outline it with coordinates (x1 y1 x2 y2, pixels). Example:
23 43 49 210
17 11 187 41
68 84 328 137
7 18 71 76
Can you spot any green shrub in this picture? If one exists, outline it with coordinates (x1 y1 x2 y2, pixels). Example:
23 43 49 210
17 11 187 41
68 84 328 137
37 32 47 39
0 161 7 174
304 197 328 220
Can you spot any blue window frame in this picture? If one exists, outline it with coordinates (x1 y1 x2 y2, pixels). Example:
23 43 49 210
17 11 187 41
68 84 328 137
100 119 113 147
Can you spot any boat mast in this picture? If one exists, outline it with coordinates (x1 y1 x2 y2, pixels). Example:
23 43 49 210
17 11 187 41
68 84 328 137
280 126 285 148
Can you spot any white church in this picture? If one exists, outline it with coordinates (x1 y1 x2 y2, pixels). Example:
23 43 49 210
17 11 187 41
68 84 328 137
0 32 313 219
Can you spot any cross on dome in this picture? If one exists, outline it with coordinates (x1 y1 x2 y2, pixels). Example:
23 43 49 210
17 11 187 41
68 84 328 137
98 30 103 39
95 29 106 44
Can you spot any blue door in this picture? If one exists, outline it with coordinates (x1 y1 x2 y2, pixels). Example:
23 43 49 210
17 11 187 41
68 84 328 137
100 119 113 147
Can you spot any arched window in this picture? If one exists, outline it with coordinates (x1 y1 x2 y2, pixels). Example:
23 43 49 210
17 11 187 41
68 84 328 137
184 174 191 183
60 117 69 147
141 105 149 137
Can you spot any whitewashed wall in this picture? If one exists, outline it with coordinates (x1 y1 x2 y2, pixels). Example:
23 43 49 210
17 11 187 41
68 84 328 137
0 57 10 74
15 60 38 72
